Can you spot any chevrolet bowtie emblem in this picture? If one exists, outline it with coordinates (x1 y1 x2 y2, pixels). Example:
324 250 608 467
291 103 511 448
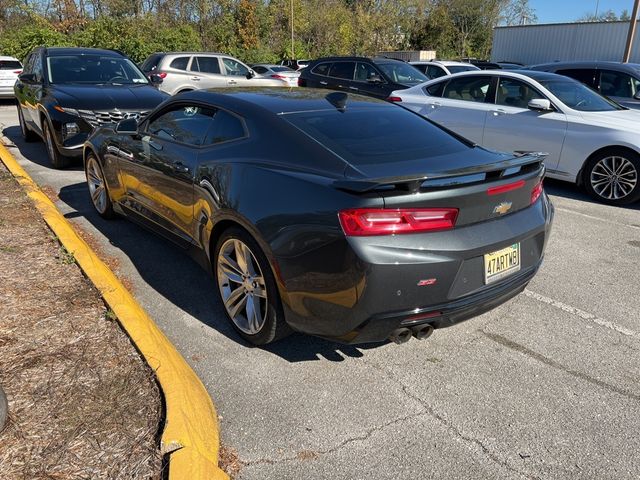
493 202 513 215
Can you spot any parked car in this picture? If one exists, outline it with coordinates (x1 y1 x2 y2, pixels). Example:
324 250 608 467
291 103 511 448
141 52 286 95
496 62 525 70
529 61 640 109
298 56 428 99
389 70 640 205
83 88 552 345
0 56 23 98
410 60 480 79
15 47 167 168
280 59 310 71
461 59 502 70
251 64 299 87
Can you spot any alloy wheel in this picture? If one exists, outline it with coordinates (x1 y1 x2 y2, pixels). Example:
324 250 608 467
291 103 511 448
590 155 638 201
86 157 108 214
44 123 56 161
216 238 268 335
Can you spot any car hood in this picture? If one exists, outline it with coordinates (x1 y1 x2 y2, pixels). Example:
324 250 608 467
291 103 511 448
578 109 640 132
51 84 168 110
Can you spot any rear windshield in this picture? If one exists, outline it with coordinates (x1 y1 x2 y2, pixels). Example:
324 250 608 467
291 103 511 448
0 60 22 70
141 54 163 72
376 62 428 85
282 107 468 165
447 65 478 74
271 66 294 72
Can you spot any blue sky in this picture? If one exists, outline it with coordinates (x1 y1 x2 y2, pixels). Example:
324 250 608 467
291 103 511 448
531 0 635 23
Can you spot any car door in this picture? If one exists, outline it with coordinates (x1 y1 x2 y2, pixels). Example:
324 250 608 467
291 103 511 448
597 69 640 109
326 61 356 93
190 56 227 89
483 76 568 171
115 103 216 246
353 62 388 98
221 57 253 87
424 75 494 143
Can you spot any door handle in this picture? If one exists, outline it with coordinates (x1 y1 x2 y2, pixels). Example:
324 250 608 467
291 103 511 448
228 80 237 85
492 109 507 116
320 81 328 85
431 102 442 108
349 86 359 91
190 76 201 81
172 162 190 174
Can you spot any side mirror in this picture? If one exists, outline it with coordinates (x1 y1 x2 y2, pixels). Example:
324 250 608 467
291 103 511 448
149 73 164 86
18 73 38 84
116 118 138 135
528 98 553 112
245 70 255 79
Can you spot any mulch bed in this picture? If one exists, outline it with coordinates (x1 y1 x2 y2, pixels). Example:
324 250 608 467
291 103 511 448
0 163 163 479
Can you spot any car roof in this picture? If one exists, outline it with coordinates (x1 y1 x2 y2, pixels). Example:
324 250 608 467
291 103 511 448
0 56 20 62
44 47 124 57
311 56 406 64
412 60 474 67
156 52 227 56
180 88 390 115
426 69 572 83
530 60 640 72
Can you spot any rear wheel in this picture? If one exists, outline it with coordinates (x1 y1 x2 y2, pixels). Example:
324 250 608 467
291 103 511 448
18 107 37 142
43 120 71 169
85 154 114 219
583 149 640 205
214 227 291 345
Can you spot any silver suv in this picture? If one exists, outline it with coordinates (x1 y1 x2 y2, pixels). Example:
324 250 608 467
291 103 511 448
141 52 285 95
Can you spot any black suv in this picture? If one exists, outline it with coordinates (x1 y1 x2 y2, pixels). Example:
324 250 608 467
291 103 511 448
15 47 168 168
298 57 428 99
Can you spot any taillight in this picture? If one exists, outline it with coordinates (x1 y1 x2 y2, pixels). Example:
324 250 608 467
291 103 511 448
487 179 525 196
531 180 543 204
339 208 458 236
13 70 22 74
387 96 402 102
271 74 286 79
297 77 304 87
155 72 168 78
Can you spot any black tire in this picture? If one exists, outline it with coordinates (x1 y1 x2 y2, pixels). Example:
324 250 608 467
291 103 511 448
17 106 37 142
583 148 640 206
214 227 291 345
85 153 115 219
43 119 71 169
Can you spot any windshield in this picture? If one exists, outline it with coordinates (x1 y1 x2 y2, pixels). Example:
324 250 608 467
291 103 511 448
377 62 428 85
539 79 623 111
47 55 149 85
447 65 479 74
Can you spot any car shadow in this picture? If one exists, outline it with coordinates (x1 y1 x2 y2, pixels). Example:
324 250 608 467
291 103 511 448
544 178 640 210
57 181 385 363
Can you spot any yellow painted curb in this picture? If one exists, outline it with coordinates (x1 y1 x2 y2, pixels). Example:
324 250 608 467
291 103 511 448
0 142 228 480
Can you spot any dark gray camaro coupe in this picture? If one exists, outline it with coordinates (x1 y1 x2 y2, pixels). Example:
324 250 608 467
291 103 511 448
83 88 553 345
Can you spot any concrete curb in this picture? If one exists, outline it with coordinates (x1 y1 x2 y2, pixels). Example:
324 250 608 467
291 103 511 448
0 141 228 480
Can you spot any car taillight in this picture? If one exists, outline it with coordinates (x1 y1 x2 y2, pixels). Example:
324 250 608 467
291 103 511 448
13 70 22 74
387 96 402 102
155 72 168 78
297 77 304 86
271 74 286 79
531 180 543 204
487 179 525 196
339 208 458 236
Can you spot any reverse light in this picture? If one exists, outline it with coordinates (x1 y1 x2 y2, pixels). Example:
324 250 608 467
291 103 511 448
531 180 544 204
387 96 402 102
487 179 525 196
339 208 458 236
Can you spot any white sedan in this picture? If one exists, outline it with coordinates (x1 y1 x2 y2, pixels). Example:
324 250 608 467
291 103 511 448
390 70 640 205
0 56 23 98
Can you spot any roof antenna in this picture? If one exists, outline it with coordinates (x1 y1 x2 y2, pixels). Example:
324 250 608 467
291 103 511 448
325 92 348 112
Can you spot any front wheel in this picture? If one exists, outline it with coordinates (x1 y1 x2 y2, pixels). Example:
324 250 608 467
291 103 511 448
214 227 291 345
85 154 114 219
43 120 71 169
583 149 640 205
18 107 37 142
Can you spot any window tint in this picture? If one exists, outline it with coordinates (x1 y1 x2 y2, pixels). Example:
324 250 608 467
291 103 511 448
426 65 446 79
376 62 428 85
22 54 34 74
141 54 163 72
355 62 382 82
443 76 492 102
252 66 268 74
557 69 597 88
599 70 640 98
283 107 468 166
329 62 355 80
0 60 22 70
204 110 245 145
193 57 221 74
312 63 331 76
447 65 479 74
46 55 147 85
411 64 428 74
222 58 249 76
169 57 190 71
425 81 445 96
148 105 216 146
496 78 543 108
271 66 294 72
32 54 43 82
539 79 622 111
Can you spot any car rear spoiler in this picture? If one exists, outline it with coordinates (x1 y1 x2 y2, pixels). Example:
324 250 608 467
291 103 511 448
333 152 547 194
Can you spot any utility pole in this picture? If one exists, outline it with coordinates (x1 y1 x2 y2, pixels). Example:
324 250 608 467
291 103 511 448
290 0 295 60
623 0 640 62
595 0 600 18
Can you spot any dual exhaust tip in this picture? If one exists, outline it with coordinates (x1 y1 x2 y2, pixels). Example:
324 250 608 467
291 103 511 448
388 325 434 344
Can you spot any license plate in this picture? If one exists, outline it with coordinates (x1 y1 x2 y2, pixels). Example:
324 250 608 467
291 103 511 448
484 243 521 284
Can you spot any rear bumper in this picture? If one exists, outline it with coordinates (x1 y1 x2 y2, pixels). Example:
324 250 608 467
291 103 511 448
0 86 15 98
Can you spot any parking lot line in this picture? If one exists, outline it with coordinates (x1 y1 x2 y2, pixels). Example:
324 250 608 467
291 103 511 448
555 206 640 230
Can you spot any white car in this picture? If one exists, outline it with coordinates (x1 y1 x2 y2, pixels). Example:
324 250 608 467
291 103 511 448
251 64 300 87
0 56 23 98
410 60 480 80
390 70 640 205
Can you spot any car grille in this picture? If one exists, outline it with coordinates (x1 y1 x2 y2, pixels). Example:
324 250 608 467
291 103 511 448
77 109 150 128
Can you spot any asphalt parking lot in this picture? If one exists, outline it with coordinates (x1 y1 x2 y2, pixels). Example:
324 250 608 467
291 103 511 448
1 100 639 480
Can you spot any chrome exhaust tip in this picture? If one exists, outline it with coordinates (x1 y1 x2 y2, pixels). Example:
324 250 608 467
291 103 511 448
388 328 412 344
411 324 434 341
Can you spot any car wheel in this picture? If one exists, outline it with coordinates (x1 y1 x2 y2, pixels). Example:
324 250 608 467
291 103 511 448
214 227 291 345
43 120 70 169
85 154 114 219
583 149 640 205
18 107 37 142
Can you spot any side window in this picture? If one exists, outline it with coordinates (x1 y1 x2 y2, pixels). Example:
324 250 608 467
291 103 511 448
557 69 597 88
355 62 382 82
252 66 267 74
312 63 330 76
599 70 640 98
222 58 249 77
424 81 445 97
442 76 492 102
169 57 190 71
147 105 217 146
412 64 428 74
204 110 246 145
426 65 446 79
328 62 355 80
496 78 543 109
32 53 43 82
141 54 163 73
22 54 33 74
194 57 221 74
